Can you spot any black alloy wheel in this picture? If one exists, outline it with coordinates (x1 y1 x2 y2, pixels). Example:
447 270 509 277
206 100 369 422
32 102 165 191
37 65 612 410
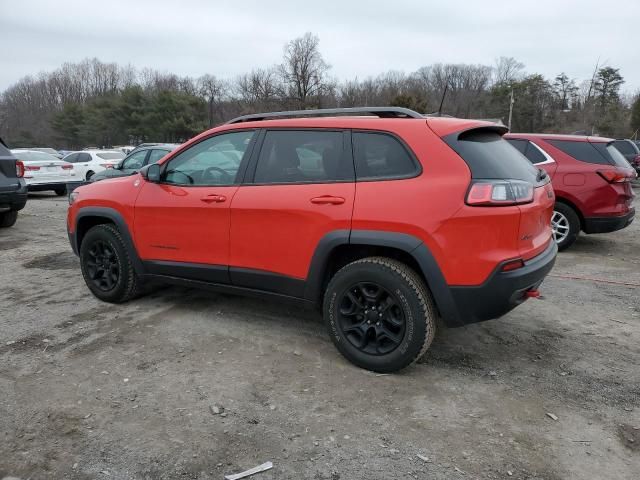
338 282 406 355
85 239 120 292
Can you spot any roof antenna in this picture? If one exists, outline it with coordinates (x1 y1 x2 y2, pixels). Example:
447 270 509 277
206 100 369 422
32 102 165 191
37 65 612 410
437 77 450 117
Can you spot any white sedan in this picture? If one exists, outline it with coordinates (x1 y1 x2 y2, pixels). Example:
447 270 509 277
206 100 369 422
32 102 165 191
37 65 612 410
11 149 77 195
62 150 125 180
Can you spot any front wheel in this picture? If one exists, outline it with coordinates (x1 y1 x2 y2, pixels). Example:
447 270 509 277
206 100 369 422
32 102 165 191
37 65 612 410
54 188 66 196
85 171 94 181
79 224 141 303
323 257 437 373
552 203 580 251
0 210 18 228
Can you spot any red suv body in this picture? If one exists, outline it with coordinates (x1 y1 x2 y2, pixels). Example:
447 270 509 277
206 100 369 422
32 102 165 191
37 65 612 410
505 133 636 249
67 108 556 372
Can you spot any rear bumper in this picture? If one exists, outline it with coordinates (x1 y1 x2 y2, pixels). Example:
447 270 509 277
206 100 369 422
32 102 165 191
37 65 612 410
448 240 557 325
0 180 28 212
583 209 635 234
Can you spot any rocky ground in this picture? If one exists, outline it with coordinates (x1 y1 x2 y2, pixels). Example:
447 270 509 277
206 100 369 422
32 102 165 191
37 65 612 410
0 193 638 480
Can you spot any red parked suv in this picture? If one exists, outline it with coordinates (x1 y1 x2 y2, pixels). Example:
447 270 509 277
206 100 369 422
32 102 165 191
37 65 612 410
504 133 636 250
67 107 557 372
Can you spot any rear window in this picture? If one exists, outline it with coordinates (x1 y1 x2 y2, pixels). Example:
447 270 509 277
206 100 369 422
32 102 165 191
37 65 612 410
612 140 637 155
547 140 609 165
445 130 538 181
96 152 125 160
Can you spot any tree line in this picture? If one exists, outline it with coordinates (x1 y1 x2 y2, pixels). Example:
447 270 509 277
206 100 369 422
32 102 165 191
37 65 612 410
1 32 638 149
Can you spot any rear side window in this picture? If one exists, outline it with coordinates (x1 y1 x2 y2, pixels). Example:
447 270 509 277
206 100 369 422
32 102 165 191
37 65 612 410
524 142 547 164
254 130 352 184
547 140 609 165
506 139 527 153
352 132 418 180
445 130 538 181
506 139 548 164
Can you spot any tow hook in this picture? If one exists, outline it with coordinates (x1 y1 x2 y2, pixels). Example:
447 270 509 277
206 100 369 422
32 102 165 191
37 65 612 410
525 289 542 299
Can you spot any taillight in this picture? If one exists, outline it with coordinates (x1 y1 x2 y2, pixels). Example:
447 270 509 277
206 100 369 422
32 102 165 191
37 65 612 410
25 165 40 171
597 170 628 183
61 164 73 170
633 154 640 166
100 163 115 169
466 180 534 206
16 160 24 178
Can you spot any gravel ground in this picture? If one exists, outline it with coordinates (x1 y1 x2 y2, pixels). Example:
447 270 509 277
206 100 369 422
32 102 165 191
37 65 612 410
0 193 638 480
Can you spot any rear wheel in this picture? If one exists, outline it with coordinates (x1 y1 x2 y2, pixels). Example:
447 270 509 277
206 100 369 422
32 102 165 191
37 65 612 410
80 224 140 303
552 203 580 251
323 257 436 373
0 210 18 228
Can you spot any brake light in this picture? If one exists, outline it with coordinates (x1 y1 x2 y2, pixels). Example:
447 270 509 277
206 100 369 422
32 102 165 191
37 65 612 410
466 180 534 206
24 165 40 171
501 259 525 272
16 160 24 178
61 164 73 170
597 170 628 183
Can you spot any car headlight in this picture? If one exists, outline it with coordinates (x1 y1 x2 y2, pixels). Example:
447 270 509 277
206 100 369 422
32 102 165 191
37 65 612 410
68 191 79 205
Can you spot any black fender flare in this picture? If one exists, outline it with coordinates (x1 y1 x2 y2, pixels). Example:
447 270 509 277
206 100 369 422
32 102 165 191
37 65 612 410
72 207 145 275
304 229 462 327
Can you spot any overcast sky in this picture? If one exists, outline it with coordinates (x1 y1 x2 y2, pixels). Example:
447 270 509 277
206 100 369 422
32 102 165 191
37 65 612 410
1 0 639 93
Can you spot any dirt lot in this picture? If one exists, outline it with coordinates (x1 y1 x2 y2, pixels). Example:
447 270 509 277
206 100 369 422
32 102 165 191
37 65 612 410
0 193 638 480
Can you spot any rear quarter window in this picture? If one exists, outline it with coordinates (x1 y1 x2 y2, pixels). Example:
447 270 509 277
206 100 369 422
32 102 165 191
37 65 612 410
352 132 419 180
547 140 609 165
445 130 538 181
593 143 634 168
612 140 637 155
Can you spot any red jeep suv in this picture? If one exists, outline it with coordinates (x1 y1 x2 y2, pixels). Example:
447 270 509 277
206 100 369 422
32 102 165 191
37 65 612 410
504 133 636 250
67 107 557 372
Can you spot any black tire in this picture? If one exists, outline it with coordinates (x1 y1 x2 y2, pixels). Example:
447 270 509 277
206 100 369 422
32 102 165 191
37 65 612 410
323 257 437 373
54 188 66 196
86 171 94 181
0 210 18 228
553 202 580 251
79 224 141 303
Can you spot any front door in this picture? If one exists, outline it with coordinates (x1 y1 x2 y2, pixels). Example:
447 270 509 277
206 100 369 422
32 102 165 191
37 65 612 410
229 129 355 295
134 130 257 283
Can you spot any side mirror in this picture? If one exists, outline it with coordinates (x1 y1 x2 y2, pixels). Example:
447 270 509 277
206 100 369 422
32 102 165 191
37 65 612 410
140 164 161 182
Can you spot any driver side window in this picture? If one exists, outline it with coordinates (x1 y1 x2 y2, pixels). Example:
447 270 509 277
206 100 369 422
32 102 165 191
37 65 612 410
122 150 148 170
163 130 256 186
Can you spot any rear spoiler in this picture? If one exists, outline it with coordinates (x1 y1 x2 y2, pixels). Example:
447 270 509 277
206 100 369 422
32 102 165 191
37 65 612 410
426 118 508 138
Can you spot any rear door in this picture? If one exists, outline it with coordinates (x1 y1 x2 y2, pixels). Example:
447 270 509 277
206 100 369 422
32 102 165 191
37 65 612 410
229 129 354 295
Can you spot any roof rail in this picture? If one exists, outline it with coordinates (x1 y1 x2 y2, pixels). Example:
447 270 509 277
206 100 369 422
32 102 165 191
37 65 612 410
226 107 424 124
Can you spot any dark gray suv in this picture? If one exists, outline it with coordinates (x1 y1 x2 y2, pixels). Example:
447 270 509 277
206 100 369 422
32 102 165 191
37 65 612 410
0 138 28 227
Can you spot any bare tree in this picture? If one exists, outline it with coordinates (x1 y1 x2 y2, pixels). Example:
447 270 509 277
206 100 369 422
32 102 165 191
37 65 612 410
494 57 525 86
198 74 227 126
280 33 330 108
